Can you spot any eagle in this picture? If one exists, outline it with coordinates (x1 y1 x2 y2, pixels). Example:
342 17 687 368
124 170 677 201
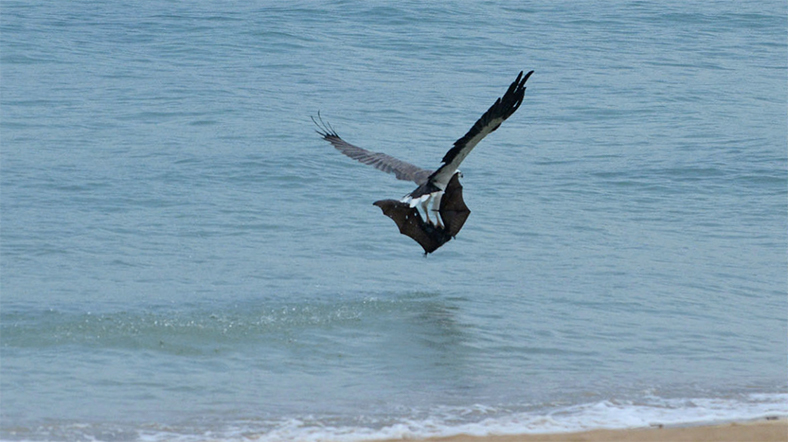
314 70 534 254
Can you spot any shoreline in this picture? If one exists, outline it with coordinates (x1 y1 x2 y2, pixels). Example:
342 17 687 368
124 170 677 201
375 417 787 442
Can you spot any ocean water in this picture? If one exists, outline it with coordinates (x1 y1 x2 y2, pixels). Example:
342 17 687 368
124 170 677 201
1 1 787 440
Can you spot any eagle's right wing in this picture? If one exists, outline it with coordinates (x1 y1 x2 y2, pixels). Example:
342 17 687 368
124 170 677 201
313 115 433 186
428 70 533 190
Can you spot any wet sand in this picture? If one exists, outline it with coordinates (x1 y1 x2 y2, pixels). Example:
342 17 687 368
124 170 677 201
378 418 787 442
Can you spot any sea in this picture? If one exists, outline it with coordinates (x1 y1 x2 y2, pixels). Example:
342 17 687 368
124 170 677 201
1 1 786 441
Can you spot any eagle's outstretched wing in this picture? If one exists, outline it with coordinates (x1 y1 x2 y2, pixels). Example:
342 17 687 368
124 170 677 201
313 114 433 186
424 70 534 193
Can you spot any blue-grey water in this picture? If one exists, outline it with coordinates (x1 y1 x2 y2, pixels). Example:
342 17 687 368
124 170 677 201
1 1 786 440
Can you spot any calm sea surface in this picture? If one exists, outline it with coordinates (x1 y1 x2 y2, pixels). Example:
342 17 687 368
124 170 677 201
1 1 786 440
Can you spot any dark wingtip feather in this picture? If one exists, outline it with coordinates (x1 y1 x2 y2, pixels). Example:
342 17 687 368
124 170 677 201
440 70 534 164
311 111 339 139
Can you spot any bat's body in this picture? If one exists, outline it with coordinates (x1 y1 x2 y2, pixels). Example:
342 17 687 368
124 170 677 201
373 173 469 254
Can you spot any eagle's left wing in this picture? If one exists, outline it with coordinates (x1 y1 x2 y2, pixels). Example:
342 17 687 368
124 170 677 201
313 115 433 185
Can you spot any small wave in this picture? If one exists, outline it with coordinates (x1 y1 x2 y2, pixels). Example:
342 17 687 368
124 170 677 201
5 393 783 442
0 294 438 353
241 394 788 442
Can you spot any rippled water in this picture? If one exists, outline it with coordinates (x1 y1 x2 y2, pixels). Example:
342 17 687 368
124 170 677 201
1 1 786 440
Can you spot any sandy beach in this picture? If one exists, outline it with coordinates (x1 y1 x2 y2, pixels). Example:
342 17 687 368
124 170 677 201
379 418 787 442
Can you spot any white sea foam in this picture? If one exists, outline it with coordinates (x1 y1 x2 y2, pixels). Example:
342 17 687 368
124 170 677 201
3 394 785 441
132 393 787 442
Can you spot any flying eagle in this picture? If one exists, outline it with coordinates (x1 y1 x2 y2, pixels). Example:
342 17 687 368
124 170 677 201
314 70 534 254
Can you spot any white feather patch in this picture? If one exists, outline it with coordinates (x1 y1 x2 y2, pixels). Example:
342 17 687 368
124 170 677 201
401 192 440 208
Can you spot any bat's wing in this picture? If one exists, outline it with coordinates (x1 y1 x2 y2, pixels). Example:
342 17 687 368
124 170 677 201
374 173 470 254
373 200 450 254
439 173 471 237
